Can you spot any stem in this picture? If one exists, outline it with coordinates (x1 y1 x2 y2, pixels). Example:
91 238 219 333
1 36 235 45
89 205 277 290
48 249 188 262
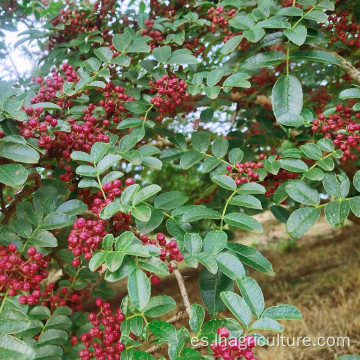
142 104 154 125
291 6 315 29
301 150 336 180
220 189 238 230
0 289 9 314
170 260 191 316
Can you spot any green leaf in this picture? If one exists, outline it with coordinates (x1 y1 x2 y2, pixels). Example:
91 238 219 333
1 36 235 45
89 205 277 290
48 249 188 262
241 51 286 69
203 230 227 255
45 315 71 330
262 304 302 320
339 88 360 99
193 252 218 274
202 157 221 173
154 191 188 210
257 17 290 29
184 233 202 254
132 184 161 205
325 200 350 228
34 345 63 360
223 73 250 88
29 102 61 111
138 256 170 275
229 148 244 164
125 244 150 257
350 196 360 217
182 206 221 222
236 276 264 318
84 57 100 72
128 268 150 310
143 295 176 317
300 143 322 160
286 207 321 238
191 131 209 152
56 199 87 216
199 269 233 316
285 180 320 205
153 46 172 63
220 291 252 327
106 252 125 272
121 184 140 205
0 164 27 188
215 251 245 280
0 334 35 360
114 231 134 251
200 318 243 342
291 50 341 65
89 252 107 271
238 182 266 195
127 37 151 53
0 141 39 164
251 318 283 332
278 7 303 16
180 151 203 170
284 25 307 46
29 306 51 320
227 243 274 276
211 175 236 190
204 86 221 99
113 32 132 52
228 14 254 29
272 75 303 126
41 213 75 230
212 138 228 158
90 142 110 163
38 329 68 346
29 229 57 248
189 304 205 333
167 53 198 65
243 28 265 43
132 205 152 222
316 157 334 171
317 138 334 152
70 151 92 162
270 205 291 223
323 173 350 198
353 171 360 192
76 165 97 177
220 35 243 55
97 154 121 174
94 47 113 63
282 158 308 173
229 195 263 210
304 10 328 23
224 213 263 233
0 303 30 334
148 321 177 343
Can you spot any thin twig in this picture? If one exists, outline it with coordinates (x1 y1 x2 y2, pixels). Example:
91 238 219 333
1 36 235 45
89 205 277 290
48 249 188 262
170 260 191 316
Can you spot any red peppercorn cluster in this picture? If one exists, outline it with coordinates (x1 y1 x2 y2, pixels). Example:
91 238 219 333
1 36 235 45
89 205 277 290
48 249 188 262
226 160 264 186
39 281 88 312
67 218 108 266
311 105 360 162
281 0 302 8
97 82 135 123
207 6 236 34
139 233 184 285
210 327 259 360
149 75 190 122
184 38 205 56
21 106 58 148
326 11 360 47
308 86 334 114
142 20 165 51
75 298 125 360
0 245 49 304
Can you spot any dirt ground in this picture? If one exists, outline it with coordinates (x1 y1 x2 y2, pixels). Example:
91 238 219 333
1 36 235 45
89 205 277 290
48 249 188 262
145 214 360 359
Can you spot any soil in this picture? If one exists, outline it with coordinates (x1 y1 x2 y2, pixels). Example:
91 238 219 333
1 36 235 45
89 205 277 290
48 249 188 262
138 214 360 359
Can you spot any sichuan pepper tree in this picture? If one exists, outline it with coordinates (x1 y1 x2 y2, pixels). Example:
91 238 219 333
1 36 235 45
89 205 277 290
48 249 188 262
1 0 360 359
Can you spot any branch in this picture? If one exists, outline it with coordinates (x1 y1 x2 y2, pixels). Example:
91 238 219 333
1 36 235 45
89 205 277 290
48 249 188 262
308 44 360 85
170 260 191 316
